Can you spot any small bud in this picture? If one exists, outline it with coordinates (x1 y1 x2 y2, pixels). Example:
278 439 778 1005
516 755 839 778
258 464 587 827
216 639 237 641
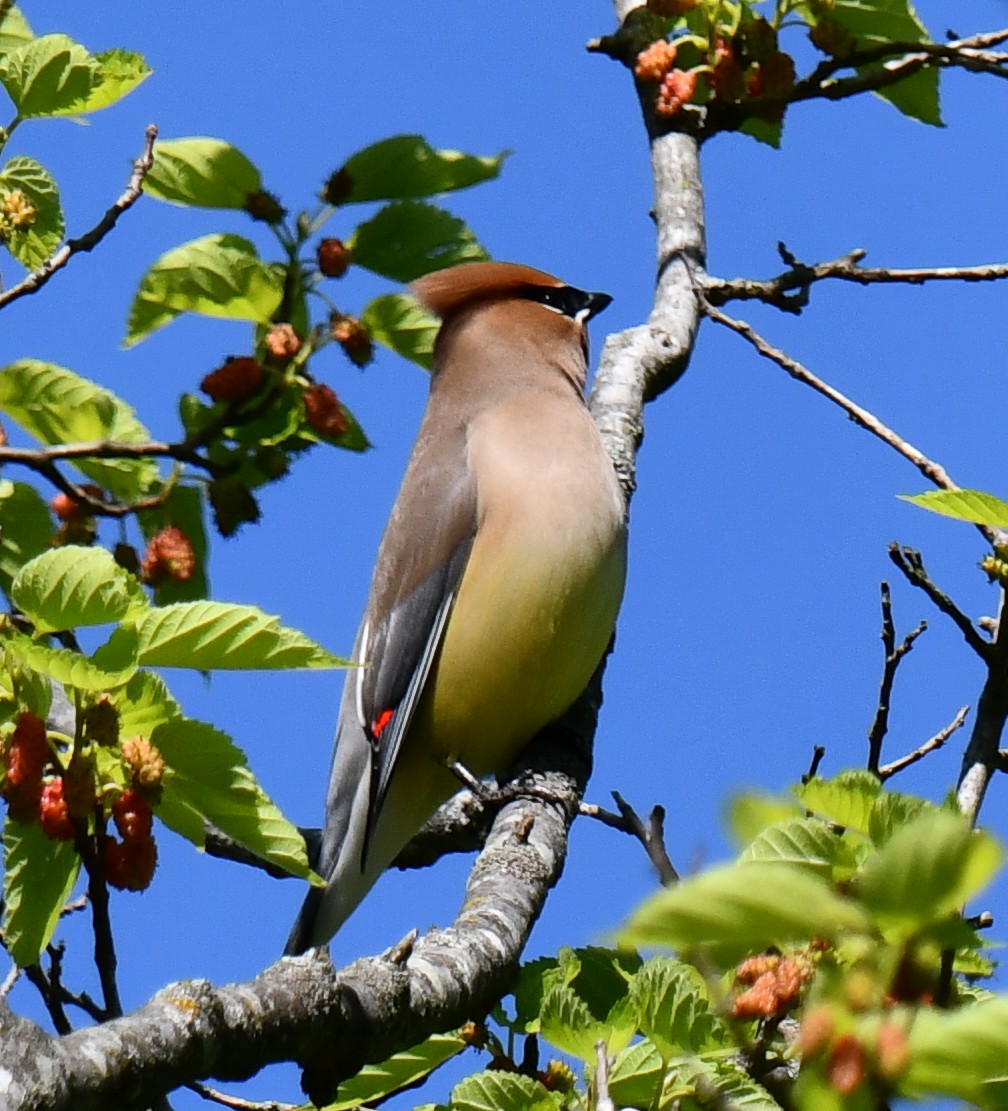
201 356 265 404
320 168 353 206
264 323 302 360
141 526 197 585
244 190 286 224
539 1060 576 1093
39 778 75 840
303 383 350 439
121 736 166 793
317 238 352 278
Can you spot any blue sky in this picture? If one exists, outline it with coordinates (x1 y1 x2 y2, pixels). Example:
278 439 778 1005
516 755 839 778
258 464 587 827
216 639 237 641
3 1 1008 1106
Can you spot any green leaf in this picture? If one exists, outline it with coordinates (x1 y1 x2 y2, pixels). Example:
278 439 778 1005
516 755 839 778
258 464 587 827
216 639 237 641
130 600 345 670
321 1033 467 1110
608 1039 665 1109
339 135 506 203
628 956 720 1058
797 770 882 834
830 0 941 125
726 790 803 848
0 33 96 117
2 817 80 967
151 716 311 878
0 482 53 599
867 789 933 847
858 810 1002 934
677 1059 781 1111
137 485 209 604
125 233 284 345
78 50 151 113
904 997 1008 1108
740 817 858 879
349 200 488 282
0 156 62 268
4 627 138 691
450 1070 560 1111
539 982 606 1064
619 861 871 958
144 137 263 210
362 293 439 370
11 546 140 635
0 6 34 52
899 488 1008 529
114 669 180 738
0 359 159 498
740 114 783 149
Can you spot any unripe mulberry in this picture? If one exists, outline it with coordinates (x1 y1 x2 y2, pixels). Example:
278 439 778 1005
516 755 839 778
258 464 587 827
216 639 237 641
51 491 81 522
112 788 154 841
39 779 75 840
656 68 698 116
103 833 157 891
141 526 197 585
317 238 351 278
634 40 678 82
264 323 302 360
83 695 120 748
304 383 350 439
321 168 353 206
121 736 166 793
827 1034 865 1096
201 356 265 403
244 190 286 224
330 313 374 368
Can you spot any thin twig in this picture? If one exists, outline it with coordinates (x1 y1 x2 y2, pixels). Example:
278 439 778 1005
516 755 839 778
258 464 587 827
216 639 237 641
802 744 826 784
701 299 1002 548
186 1081 295 1111
703 247 1008 314
0 961 19 1001
878 705 969 781
80 836 122 1018
887 546 991 661
595 1041 616 1111
867 582 927 774
0 125 158 311
580 791 678 885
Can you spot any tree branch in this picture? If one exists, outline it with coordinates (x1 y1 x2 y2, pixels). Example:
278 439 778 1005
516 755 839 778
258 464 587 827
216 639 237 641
0 125 157 311
878 705 969 782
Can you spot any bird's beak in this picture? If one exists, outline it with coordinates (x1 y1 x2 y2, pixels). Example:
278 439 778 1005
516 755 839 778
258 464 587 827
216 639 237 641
581 291 613 322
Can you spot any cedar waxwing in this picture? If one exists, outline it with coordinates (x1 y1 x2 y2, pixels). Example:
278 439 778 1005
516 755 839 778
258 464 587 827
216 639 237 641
285 261 626 953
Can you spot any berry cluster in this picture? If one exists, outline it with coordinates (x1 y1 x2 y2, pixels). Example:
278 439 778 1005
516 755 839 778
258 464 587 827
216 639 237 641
141 526 197 586
0 188 37 243
1 705 164 894
303 383 350 439
730 950 815 1019
329 312 373 368
634 39 698 118
799 1006 911 1095
201 356 265 404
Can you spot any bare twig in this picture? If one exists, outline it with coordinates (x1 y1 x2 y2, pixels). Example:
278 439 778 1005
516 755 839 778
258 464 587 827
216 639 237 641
0 961 20 1001
81 839 122 1019
867 583 927 774
701 299 1004 547
703 247 1008 314
186 1082 294 1111
887 546 991 660
0 125 158 311
878 706 969 781
802 744 826 784
595 1040 616 1111
580 791 678 886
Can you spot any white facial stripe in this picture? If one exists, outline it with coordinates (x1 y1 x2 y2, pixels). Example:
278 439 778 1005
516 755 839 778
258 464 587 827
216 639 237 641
355 620 369 730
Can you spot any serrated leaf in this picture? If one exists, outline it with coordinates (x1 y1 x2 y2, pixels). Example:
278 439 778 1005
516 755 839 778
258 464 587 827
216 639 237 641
151 716 310 878
0 155 62 268
362 293 439 370
114 669 181 738
0 482 53 599
675 1059 781 1111
830 0 941 125
629 957 720 1058
450 1069 560 1111
539 982 606 1064
78 49 150 113
349 200 488 282
0 6 34 52
125 233 283 345
321 1033 467 1110
619 861 871 958
904 997 1008 1107
4 627 138 691
0 33 96 117
797 770 882 833
726 791 804 848
144 137 263 210
512 955 562 1033
867 789 933 847
740 817 858 879
608 1038 665 1108
2 817 80 967
859 810 1002 934
11 546 139 635
899 488 1008 528
0 359 159 498
137 485 209 604
339 135 506 203
129 600 344 670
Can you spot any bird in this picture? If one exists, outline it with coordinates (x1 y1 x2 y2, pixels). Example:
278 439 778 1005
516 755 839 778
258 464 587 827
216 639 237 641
285 260 627 953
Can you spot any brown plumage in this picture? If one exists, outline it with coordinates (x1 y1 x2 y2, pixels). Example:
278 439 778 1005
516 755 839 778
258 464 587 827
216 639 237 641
286 261 626 953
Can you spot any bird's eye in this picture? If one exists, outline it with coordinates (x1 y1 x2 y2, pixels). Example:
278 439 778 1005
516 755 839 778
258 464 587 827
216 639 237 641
520 285 612 323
